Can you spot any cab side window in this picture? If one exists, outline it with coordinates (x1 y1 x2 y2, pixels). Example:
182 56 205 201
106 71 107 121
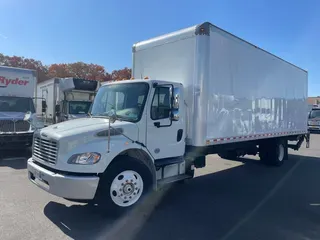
151 87 171 120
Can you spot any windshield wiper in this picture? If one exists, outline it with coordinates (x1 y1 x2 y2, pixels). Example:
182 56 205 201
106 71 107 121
91 112 125 122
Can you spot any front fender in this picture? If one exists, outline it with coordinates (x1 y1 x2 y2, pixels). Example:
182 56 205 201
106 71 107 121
104 139 154 171
55 135 152 174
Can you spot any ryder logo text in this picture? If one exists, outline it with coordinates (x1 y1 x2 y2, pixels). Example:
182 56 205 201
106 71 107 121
0 76 29 88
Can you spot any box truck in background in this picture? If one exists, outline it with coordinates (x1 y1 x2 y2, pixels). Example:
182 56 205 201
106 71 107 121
308 106 320 132
28 22 309 212
0 66 43 150
37 77 100 126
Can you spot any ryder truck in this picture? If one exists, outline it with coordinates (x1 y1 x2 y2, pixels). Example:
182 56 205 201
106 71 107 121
0 66 43 150
27 22 309 211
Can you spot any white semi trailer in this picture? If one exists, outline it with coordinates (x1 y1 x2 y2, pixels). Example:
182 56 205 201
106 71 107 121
28 22 309 212
0 66 43 150
37 77 99 126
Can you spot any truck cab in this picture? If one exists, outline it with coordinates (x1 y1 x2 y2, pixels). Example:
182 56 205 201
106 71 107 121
38 78 99 125
28 79 187 209
308 107 320 132
58 94 94 122
0 66 44 150
0 96 39 149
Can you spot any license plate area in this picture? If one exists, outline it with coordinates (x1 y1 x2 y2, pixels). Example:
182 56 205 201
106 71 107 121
30 169 49 190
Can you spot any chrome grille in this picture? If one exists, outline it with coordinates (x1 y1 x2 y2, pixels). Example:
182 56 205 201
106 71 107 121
15 120 30 131
33 137 58 165
0 120 14 132
0 120 30 132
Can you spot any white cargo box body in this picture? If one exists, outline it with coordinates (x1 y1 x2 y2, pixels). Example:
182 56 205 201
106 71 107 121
133 22 308 147
0 66 36 98
37 79 58 118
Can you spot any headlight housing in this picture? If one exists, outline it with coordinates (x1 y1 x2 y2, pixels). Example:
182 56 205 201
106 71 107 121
67 152 101 165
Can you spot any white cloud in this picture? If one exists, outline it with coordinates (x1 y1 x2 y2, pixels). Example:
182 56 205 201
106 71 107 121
0 33 8 39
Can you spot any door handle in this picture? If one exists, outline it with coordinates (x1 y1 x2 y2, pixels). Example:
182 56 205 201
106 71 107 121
154 122 160 128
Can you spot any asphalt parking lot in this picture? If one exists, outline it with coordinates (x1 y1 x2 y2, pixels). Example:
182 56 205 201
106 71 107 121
1 135 320 240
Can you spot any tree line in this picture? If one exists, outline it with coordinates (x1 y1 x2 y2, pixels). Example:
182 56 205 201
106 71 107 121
0 53 131 82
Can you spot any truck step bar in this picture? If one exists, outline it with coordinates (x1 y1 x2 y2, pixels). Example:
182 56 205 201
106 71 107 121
154 156 184 168
157 174 192 186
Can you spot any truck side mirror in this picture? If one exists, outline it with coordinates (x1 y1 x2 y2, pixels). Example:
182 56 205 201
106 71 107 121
88 103 93 116
171 87 180 121
54 105 61 117
41 100 47 113
55 105 60 113
24 111 32 122
172 87 180 110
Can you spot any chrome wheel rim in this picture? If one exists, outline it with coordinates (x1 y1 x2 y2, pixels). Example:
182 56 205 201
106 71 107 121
110 170 143 207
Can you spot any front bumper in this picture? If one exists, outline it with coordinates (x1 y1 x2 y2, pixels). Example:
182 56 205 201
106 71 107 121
308 126 320 132
0 132 33 149
27 158 100 200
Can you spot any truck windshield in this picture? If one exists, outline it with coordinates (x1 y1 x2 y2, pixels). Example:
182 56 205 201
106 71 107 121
0 96 35 113
91 82 149 122
309 109 320 119
69 101 92 114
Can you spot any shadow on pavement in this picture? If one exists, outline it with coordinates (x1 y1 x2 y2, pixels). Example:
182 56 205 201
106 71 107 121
0 149 31 169
44 202 118 240
44 154 320 240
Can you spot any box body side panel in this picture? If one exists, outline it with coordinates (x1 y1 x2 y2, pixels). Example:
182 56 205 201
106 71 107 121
206 26 308 142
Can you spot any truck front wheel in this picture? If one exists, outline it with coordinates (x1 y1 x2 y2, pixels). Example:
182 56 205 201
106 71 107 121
95 156 153 213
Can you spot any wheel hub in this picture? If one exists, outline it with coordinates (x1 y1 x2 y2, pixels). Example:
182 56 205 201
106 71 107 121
123 183 135 195
110 170 144 207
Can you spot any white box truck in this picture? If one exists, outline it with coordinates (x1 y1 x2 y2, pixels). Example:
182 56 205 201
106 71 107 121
37 77 99 126
27 22 309 212
308 106 320 132
0 66 43 150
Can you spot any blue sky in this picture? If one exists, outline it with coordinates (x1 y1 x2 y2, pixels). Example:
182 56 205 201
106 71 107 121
0 0 319 96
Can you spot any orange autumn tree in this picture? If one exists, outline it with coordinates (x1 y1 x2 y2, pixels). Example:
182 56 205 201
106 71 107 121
47 62 107 81
111 67 132 80
0 53 131 83
0 53 48 82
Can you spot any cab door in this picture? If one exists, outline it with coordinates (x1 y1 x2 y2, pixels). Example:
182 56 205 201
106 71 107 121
146 84 185 159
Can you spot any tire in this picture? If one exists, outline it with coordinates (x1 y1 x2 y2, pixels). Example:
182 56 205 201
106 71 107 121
259 139 287 166
218 151 238 160
95 156 153 214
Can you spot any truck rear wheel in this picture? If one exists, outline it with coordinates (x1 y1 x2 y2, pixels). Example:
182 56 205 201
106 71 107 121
95 156 153 213
259 139 287 166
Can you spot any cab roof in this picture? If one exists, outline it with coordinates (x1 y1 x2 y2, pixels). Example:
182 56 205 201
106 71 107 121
101 79 174 86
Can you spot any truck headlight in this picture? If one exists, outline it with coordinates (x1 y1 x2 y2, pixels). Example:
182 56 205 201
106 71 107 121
67 152 101 165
